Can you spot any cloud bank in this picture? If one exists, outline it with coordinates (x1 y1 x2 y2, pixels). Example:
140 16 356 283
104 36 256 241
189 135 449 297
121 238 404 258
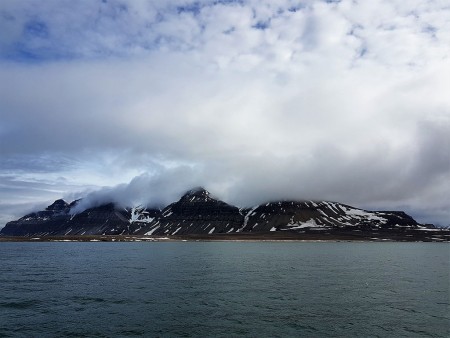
1 0 449 226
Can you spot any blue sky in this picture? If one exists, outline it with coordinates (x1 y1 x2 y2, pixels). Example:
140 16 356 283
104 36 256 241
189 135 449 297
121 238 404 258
1 0 450 226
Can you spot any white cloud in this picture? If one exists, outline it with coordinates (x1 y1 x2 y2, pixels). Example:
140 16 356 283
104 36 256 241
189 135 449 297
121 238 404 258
1 0 450 226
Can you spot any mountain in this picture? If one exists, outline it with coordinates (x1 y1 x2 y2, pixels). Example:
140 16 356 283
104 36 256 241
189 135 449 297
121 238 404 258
237 201 421 232
0 187 441 239
134 187 244 236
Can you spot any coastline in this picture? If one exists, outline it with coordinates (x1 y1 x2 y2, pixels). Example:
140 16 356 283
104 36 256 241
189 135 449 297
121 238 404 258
1 229 449 242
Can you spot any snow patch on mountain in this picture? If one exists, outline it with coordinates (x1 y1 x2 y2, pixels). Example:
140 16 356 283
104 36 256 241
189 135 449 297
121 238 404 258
129 205 155 224
287 218 324 229
238 206 258 232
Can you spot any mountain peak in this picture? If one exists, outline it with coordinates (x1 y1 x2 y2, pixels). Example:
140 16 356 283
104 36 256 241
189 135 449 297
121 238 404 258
180 187 213 202
187 186 208 193
46 199 69 212
184 187 209 196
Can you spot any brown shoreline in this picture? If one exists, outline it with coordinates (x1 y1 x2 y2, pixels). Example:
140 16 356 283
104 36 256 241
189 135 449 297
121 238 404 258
0 229 449 242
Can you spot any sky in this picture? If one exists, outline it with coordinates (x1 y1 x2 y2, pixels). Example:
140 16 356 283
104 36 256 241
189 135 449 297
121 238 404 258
1 0 450 227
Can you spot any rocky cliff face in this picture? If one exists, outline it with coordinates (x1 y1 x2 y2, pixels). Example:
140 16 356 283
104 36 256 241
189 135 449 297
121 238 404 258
1 187 431 237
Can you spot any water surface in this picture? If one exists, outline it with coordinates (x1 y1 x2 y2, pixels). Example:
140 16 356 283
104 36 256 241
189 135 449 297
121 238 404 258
0 242 448 337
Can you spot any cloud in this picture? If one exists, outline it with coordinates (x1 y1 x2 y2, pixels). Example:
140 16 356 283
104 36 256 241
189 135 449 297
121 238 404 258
1 0 450 226
68 166 204 213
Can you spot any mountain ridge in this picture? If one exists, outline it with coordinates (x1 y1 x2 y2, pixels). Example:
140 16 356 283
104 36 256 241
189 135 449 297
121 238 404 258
1 187 444 239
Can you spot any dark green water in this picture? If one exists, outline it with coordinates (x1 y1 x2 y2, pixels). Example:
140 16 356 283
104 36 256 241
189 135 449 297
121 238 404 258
0 242 448 337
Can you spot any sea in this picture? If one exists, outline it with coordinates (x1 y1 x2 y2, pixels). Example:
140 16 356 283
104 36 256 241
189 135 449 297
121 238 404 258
0 242 448 337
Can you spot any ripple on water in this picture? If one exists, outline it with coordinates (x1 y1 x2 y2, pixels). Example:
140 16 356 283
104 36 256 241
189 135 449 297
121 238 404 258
0 299 42 310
